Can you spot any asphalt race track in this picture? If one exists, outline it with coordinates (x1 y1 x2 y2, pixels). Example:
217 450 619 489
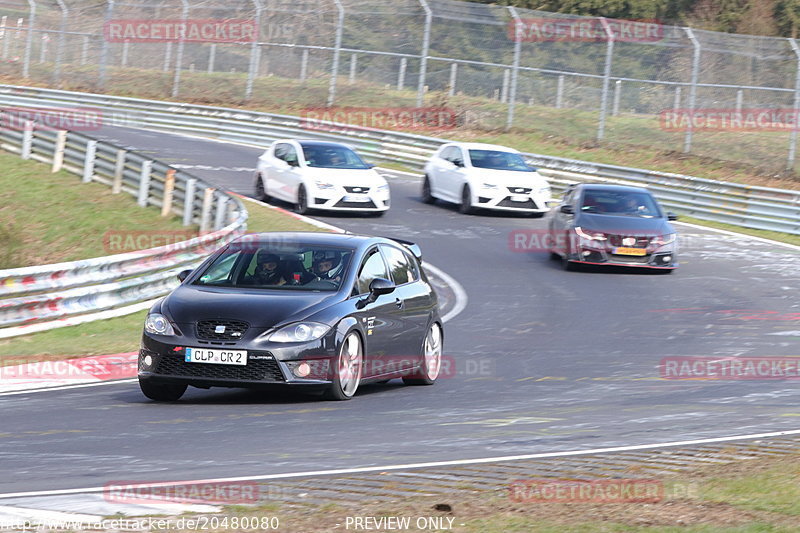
2 125 799 495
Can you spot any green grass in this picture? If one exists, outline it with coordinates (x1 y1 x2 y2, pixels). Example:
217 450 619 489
0 150 192 268
677 215 800 248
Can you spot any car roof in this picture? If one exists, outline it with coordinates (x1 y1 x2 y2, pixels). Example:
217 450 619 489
296 140 352 149
578 183 651 194
229 232 406 250
443 142 521 153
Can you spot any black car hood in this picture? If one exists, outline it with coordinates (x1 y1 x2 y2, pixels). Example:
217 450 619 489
576 213 672 235
163 285 339 328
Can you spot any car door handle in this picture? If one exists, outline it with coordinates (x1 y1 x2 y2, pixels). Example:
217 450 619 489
395 298 404 309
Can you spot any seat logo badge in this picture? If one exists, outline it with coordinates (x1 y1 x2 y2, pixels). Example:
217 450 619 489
622 237 636 246
215 325 226 333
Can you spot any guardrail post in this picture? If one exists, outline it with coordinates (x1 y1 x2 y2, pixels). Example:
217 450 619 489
612 79 621 115
246 0 263 100
300 49 308 82
51 130 66 172
199 187 215 233
1 15 8 60
112 149 125 193
787 38 800 170
81 35 89 65
137 160 152 206
416 0 432 107
121 40 129 67
501 69 510 104
556 75 564 108
348 53 357 84
448 62 457 97
82 140 97 182
327 0 344 107
161 169 176 217
597 17 615 141
397 57 407 90
683 27 701 153
22 1 35 78
506 7 522 130
207 44 216 73
183 177 197 226
214 195 227 230
20 120 33 159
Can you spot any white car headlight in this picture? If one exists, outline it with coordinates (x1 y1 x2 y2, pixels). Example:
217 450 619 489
537 185 551 195
377 183 389 193
314 180 335 190
651 233 676 246
575 227 607 241
267 322 331 343
144 313 176 336
481 183 498 190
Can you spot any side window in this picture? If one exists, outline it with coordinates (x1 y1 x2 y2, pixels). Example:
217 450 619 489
405 252 421 282
439 146 454 161
380 245 414 285
356 249 390 295
274 143 298 164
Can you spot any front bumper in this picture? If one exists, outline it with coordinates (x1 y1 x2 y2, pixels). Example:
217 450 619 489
476 189 551 212
567 246 677 269
310 186 390 212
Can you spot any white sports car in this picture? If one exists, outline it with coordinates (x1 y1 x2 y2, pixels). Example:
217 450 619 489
255 139 390 215
422 142 551 216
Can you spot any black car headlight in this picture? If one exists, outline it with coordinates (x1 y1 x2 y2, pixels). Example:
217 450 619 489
267 322 331 343
144 313 176 336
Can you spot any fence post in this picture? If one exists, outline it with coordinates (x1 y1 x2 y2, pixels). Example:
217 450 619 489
214 196 227 230
735 88 743 112
39 33 46 63
612 79 621 115
300 48 308 82
501 69 510 103
556 75 564 108
82 140 97 182
183 178 197 226
81 35 89 65
2 16 9 60
673 86 681 109
327 0 344 107
397 57 407 90
207 43 216 73
22 0 36 78
121 40 129 66
448 62 457 97
98 0 114 88
172 0 189 98
199 187 215 233
787 39 800 170
51 130 66 172
348 53 357 84
596 17 615 141
112 149 125 193
163 42 172 72
137 160 152 207
505 7 523 130
683 27 700 153
245 0 263 100
416 0 432 107
162 169 176 217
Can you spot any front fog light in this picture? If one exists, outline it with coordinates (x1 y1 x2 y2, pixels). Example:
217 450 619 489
143 355 153 367
662 255 672 263
294 362 311 377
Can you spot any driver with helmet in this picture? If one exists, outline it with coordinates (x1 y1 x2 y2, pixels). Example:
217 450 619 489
251 251 287 286
302 250 343 284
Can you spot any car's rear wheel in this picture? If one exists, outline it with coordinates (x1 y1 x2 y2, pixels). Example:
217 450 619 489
324 332 363 400
254 174 269 202
421 176 435 204
562 241 576 271
296 185 309 215
139 379 187 402
459 184 475 215
403 323 442 386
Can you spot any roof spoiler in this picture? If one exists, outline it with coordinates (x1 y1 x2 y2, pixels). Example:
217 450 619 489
386 237 423 263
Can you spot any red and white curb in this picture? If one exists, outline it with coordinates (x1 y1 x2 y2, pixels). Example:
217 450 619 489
0 352 138 393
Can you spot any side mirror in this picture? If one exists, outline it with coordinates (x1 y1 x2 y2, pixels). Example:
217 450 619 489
452 159 464 168
287 158 300 168
356 278 396 309
366 163 375 169
667 212 678 221
177 269 192 282
560 204 574 215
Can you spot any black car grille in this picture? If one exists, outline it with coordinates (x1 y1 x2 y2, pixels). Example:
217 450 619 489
498 197 538 209
196 319 249 341
154 351 285 382
344 186 370 194
607 234 651 248
334 199 377 209
608 253 651 264
507 187 532 194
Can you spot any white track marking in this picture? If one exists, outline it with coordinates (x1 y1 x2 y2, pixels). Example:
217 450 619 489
0 379 138 397
2 428 800 500
423 263 468 323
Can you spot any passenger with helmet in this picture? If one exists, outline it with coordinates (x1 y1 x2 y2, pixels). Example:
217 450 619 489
250 251 287 286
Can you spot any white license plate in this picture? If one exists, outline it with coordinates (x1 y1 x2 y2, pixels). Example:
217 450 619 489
510 194 529 202
343 194 371 203
185 348 247 366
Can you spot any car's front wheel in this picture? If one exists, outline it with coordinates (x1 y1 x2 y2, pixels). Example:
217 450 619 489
139 379 187 402
403 323 443 386
324 332 363 400
459 184 475 215
296 185 309 215
421 176 435 204
254 173 269 202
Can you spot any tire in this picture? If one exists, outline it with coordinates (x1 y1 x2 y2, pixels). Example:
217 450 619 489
254 174 269 202
324 332 363 400
421 176 435 204
527 211 546 218
562 253 576 271
403 323 443 386
459 184 475 215
296 185 309 215
139 379 187 402
550 251 561 261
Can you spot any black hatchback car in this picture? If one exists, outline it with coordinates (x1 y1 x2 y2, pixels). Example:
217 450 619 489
138 232 443 401
548 183 678 271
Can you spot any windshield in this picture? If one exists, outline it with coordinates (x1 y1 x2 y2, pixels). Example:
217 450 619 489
194 243 354 291
468 150 533 172
302 144 371 169
580 190 663 218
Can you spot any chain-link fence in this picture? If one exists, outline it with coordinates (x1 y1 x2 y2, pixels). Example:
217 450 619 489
2 0 800 174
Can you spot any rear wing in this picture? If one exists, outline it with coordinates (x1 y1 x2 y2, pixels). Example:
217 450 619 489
386 237 423 264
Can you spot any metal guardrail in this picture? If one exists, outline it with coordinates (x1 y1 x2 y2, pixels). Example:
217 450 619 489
0 111 248 333
1 84 796 235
